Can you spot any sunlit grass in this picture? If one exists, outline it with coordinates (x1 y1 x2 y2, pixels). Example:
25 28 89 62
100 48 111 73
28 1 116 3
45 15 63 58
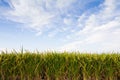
0 50 120 80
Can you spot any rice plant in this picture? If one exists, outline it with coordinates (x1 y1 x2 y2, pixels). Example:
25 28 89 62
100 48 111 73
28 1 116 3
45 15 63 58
0 51 120 80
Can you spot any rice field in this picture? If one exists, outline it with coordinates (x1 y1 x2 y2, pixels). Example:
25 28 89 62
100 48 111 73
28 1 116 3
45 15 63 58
0 51 120 80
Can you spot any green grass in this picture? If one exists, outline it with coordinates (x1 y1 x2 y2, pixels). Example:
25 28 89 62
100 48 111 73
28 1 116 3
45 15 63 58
0 51 120 80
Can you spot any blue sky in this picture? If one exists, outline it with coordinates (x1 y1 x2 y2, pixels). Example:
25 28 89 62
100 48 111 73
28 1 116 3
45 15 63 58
0 0 120 52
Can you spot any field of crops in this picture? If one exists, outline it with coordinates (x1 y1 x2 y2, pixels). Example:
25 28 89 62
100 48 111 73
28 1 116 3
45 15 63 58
0 51 120 80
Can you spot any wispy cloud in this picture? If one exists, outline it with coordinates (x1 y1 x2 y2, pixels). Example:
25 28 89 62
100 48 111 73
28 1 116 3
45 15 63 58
0 0 100 35
60 0 120 52
1 0 77 35
0 0 120 52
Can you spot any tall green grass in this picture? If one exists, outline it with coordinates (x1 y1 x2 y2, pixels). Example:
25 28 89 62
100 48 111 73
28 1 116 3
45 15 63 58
0 51 120 80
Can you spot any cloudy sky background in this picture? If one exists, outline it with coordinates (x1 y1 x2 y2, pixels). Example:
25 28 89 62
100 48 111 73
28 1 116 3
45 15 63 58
0 0 120 52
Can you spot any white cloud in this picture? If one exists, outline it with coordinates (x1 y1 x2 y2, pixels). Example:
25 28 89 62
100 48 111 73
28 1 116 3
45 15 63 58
48 30 58 38
60 40 83 51
5 0 55 31
1 0 77 36
35 31 42 36
60 0 120 52
63 18 73 25
1 0 120 52
1 0 99 36
56 0 75 9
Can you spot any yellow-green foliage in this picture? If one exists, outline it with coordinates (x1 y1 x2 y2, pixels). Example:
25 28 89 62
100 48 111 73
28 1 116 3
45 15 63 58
0 51 120 80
